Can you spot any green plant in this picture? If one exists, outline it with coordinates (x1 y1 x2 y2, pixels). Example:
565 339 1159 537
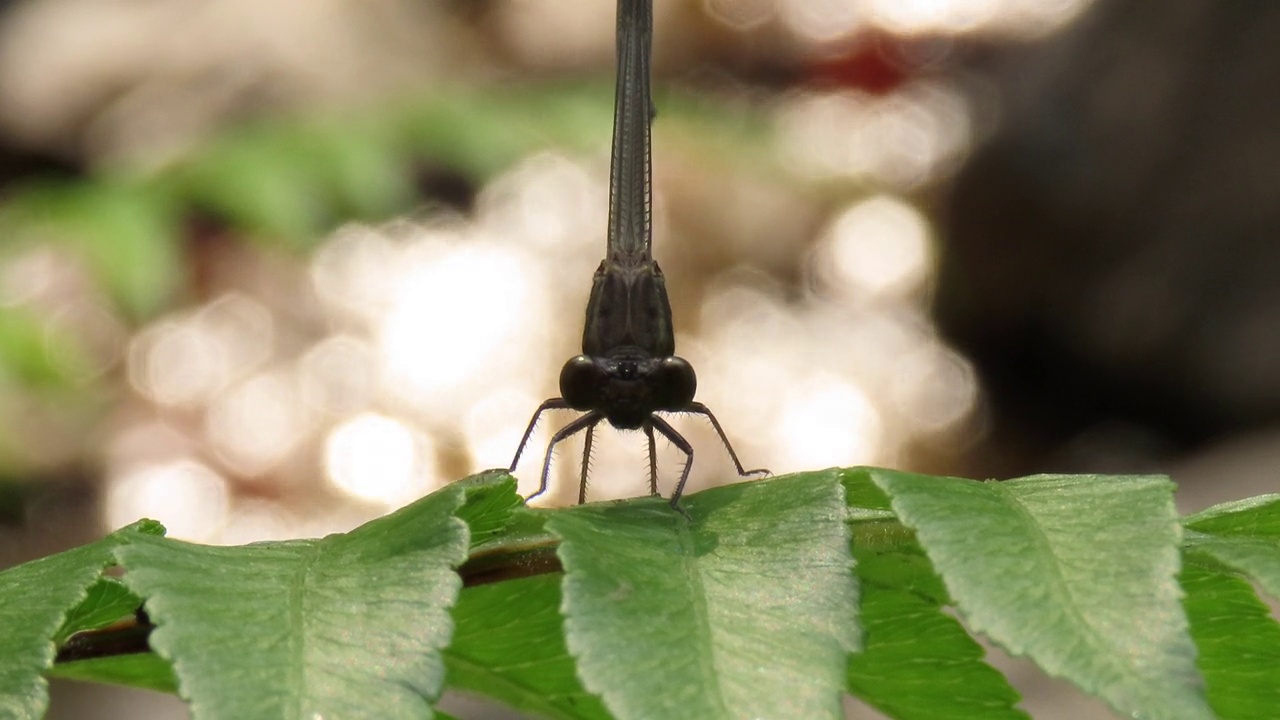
1 467 1276 719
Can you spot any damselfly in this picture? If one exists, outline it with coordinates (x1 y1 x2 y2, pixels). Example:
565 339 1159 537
509 0 765 510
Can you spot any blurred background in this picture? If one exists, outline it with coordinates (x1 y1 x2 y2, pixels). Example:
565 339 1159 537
1 0 1277 718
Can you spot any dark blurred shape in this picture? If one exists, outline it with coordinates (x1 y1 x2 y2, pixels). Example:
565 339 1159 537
0 136 80 193
936 0 1280 474
410 161 477 214
0 479 27 524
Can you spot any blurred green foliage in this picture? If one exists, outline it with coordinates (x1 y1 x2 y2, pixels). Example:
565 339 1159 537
0 82 776 501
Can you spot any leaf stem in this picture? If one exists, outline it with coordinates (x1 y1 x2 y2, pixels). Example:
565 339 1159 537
53 539 566 665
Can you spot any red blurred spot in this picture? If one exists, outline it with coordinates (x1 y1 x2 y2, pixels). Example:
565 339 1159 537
805 36 921 94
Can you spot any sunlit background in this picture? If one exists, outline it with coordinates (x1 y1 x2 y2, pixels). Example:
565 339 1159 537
3 0 1075 543
4 0 1279 718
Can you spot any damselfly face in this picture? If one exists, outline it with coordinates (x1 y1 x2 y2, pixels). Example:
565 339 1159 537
558 352 696 430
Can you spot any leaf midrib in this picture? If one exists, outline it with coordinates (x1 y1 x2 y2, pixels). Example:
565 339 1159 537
674 520 730 718
286 543 321 719
991 483 1169 698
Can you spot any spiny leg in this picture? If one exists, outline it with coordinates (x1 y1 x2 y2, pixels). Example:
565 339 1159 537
510 398 571 473
531 411 602 502
685 401 769 478
649 414 694 511
643 421 659 496
578 423 596 505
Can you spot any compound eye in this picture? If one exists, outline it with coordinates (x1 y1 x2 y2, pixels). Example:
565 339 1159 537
559 355 604 411
652 356 696 411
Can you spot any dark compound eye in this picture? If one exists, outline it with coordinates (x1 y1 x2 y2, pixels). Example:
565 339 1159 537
651 356 696 411
559 355 604 411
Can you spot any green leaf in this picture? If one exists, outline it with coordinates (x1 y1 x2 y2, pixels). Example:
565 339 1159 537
53 577 143 644
166 129 334 245
445 574 609 720
164 113 425 247
279 119 414 222
546 472 858 720
0 308 75 389
1183 494 1280 601
841 467 894 517
0 520 163 719
48 652 178 695
115 474 515 720
452 472 526 549
870 469 1211 720
847 530 1028 720
1181 551 1280 720
0 183 180 319
402 93 595 181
